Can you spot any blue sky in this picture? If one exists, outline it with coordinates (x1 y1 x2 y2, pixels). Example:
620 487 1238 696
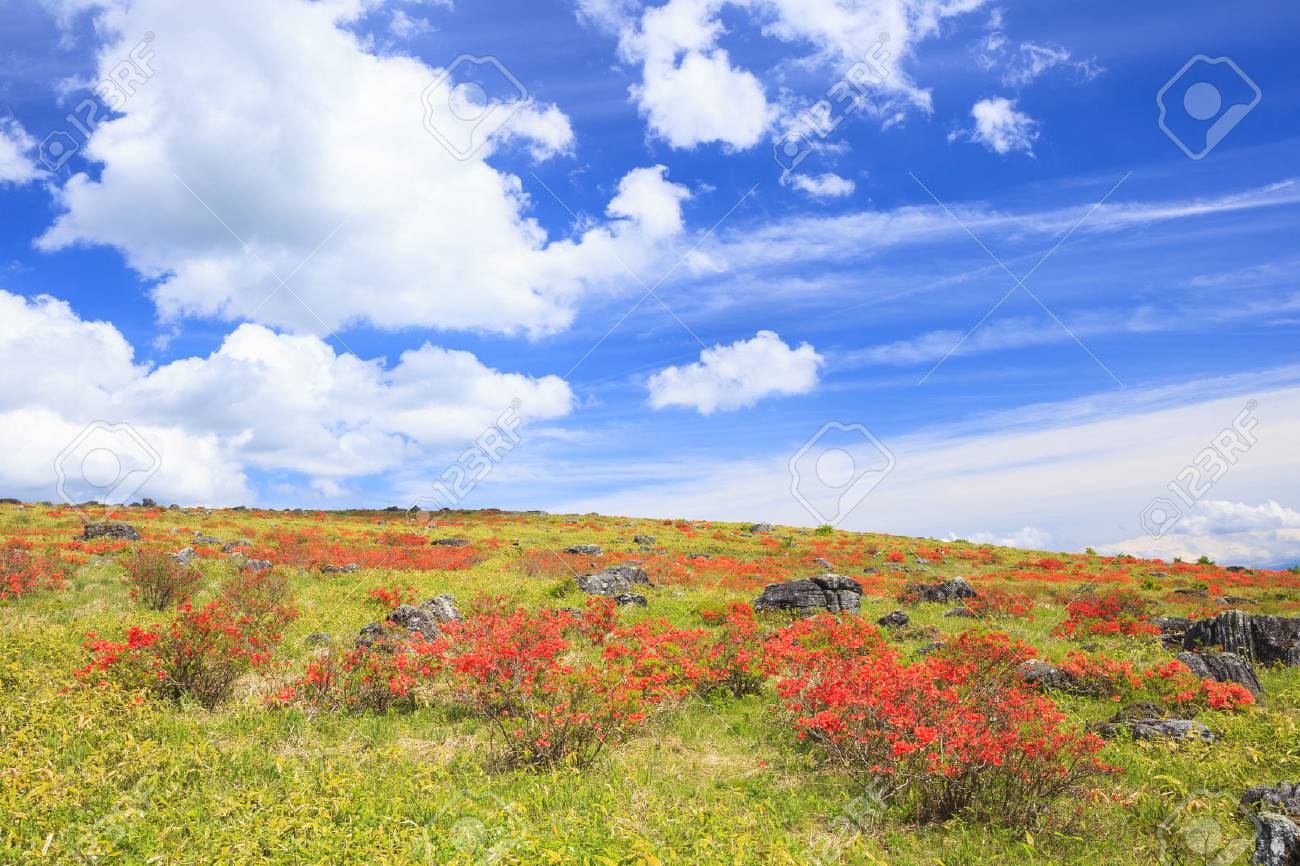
1 0 1298 565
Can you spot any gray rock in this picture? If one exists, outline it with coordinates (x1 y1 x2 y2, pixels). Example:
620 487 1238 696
421 594 461 623
429 537 470 547
748 523 774 534
945 606 978 618
1251 814 1299 866
576 564 650 596
1177 651 1265 697
1095 718 1217 742
1019 660 1079 692
813 557 834 570
192 534 221 545
1243 783 1300 818
903 577 977 603
1184 611 1300 666
564 544 603 555
81 522 140 541
877 610 910 628
614 593 647 607
171 546 197 565
633 535 656 545
1151 616 1193 635
355 604 442 648
304 632 332 646
241 559 273 572
686 553 712 560
753 573 862 616
916 642 945 656
320 563 360 574
222 539 251 553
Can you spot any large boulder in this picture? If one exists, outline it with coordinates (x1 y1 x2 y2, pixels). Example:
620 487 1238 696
1184 611 1300 666
356 600 449 649
1095 718 1217 743
877 610 910 628
1250 814 1300 866
564 544 603 556
753 573 862 616
576 565 649 597
421 594 461 623
1019 660 1079 692
81 522 140 541
903 576 977 603
429 537 470 547
633 535 656 545
1243 783 1300 818
1177 651 1265 697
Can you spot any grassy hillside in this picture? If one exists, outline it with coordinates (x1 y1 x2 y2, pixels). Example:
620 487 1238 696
2 502 1298 865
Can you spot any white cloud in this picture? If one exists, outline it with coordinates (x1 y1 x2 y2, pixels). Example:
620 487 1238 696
0 118 40 185
647 330 822 414
388 9 434 39
974 13 1102 88
962 96 1038 155
601 0 991 150
946 526 1052 549
782 171 856 199
0 289 574 504
561 368 1300 568
34 0 686 338
1103 500 1300 569
606 165 692 238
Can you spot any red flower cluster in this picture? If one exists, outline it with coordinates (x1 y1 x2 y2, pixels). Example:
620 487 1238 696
123 548 203 610
77 571 298 708
964 588 1034 620
771 618 1117 827
1055 652 1255 711
1054 589 1159 637
366 584 420 609
0 542 70 602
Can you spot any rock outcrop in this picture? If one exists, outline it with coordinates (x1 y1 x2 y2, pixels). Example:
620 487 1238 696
753 574 862 615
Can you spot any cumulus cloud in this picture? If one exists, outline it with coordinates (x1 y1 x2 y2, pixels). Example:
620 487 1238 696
35 0 688 337
599 0 991 150
1103 500 1300 568
947 526 1052 550
647 330 822 414
606 165 692 238
782 171 856 199
957 96 1038 155
0 118 40 185
0 289 574 505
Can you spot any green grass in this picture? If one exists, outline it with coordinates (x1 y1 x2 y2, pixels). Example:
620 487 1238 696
1 503 1298 864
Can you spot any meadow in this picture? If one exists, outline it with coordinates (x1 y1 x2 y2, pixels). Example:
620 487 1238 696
2 501 1299 865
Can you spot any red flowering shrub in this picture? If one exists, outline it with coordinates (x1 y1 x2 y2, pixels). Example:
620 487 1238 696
698 603 769 697
773 618 1117 827
77 573 298 708
885 550 905 564
1053 653 1255 712
964 588 1034 620
123 549 202 610
1054 589 1158 637
274 637 446 712
0 542 70 601
366 584 419 609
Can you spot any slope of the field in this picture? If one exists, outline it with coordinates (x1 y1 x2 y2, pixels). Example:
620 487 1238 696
2 502 1298 865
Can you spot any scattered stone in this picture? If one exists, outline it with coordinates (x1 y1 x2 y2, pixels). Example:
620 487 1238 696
1107 701 1170 722
1184 611 1300 666
192 534 221 545
320 563 360 574
748 523 774 534
686 553 712 560
1094 718 1217 742
241 559 273 572
633 535 656 545
1174 588 1209 598
945 607 978 618
564 544 603 555
429 538 470 547
576 564 650 597
614 593 647 607
171 547 197 565
903 577 977 603
1243 783 1300 818
1219 595 1254 606
222 539 251 553
1177 651 1264 697
1019 660 1078 692
386 603 442 640
1226 565 1248 573
916 641 945 656
1151 616 1193 634
877 610 910 628
813 557 834 570
304 632 332 646
1250 813 1299 866
0 498 21 505
421 594 461 623
81 522 140 541
753 574 862 616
